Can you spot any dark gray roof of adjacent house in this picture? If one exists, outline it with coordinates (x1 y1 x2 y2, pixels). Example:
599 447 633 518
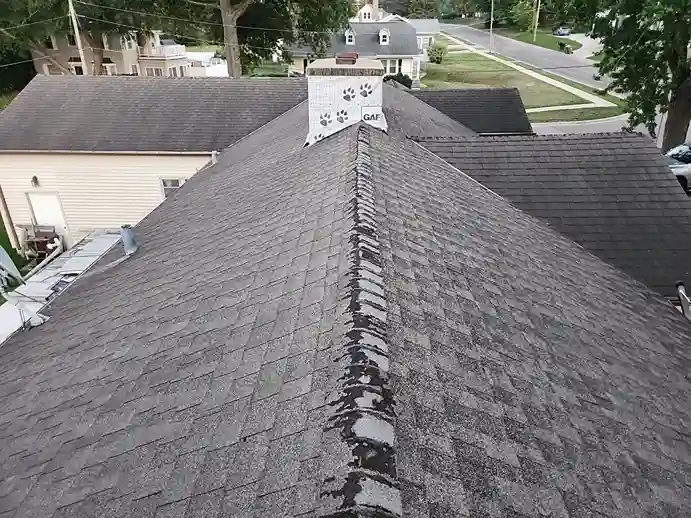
0 75 308 153
411 87 534 134
418 133 691 298
2 97 691 517
291 21 420 58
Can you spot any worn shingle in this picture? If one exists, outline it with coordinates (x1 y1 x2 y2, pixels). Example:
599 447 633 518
411 88 534 135
418 133 691 298
0 76 308 152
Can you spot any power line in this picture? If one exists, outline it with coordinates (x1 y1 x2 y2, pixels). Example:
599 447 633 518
0 15 68 32
0 55 53 69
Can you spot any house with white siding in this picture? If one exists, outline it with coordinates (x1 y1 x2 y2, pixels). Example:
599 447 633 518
0 75 307 250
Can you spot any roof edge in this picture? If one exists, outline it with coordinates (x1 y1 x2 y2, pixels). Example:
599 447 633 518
0 150 215 156
319 126 401 518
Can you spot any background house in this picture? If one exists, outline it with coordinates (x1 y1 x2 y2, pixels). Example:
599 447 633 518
186 52 228 77
0 76 307 249
289 21 422 83
34 31 190 77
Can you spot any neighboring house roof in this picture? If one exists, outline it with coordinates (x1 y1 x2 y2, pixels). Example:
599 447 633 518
406 17 441 34
292 21 419 57
411 88 534 134
2 97 691 518
419 133 691 298
0 75 307 153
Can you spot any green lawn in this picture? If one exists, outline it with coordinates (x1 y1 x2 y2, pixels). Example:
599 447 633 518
587 52 603 62
494 28 583 52
435 34 457 46
0 91 18 109
529 106 625 122
422 53 585 109
186 45 222 53
250 62 289 77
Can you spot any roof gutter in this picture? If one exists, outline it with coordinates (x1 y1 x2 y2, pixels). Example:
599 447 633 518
0 150 216 156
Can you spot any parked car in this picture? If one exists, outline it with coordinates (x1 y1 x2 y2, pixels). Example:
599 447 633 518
553 27 572 36
665 155 691 195
666 142 691 164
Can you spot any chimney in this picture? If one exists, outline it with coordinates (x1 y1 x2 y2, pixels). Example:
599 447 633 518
306 55 387 145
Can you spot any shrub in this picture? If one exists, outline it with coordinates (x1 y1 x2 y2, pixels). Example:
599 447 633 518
384 72 413 88
428 42 448 64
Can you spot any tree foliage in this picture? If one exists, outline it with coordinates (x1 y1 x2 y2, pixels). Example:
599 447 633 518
162 0 352 78
428 41 447 63
408 0 440 17
593 0 691 150
510 0 535 30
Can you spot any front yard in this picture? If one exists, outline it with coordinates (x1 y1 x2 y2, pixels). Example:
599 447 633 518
0 91 18 110
493 28 583 52
422 53 585 109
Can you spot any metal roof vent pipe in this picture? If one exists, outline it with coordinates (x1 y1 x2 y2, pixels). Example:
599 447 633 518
120 225 139 256
676 281 691 321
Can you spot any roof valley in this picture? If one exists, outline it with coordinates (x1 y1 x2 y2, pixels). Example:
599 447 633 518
319 125 401 517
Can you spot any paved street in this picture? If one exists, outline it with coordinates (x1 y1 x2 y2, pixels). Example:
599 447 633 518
440 23 606 89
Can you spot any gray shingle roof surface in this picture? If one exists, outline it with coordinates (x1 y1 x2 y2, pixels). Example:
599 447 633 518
1 100 691 517
292 21 420 58
411 88 534 134
0 75 308 153
418 134 691 298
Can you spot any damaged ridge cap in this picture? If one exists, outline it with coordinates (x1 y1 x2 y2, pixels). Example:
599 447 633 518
319 126 402 518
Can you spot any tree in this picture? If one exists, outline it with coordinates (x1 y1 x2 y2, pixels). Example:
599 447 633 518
408 0 440 18
428 41 447 63
510 0 535 30
163 0 353 78
593 1 691 151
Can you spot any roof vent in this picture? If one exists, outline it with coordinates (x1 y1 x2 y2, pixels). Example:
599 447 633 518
305 57 387 145
120 225 139 256
676 281 691 321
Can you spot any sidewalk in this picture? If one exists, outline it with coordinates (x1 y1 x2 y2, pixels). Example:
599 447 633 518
565 33 602 61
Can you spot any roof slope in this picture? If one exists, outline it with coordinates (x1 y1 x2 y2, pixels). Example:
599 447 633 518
411 88 534 134
1 116 691 517
292 21 419 57
419 133 691 298
0 75 307 153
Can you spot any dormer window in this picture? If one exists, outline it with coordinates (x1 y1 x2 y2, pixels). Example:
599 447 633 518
345 29 355 45
363 11 371 20
379 28 390 45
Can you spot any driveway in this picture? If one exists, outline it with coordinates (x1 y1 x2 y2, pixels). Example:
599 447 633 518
440 23 606 89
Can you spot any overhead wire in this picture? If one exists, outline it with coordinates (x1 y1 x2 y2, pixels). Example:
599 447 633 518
0 15 68 32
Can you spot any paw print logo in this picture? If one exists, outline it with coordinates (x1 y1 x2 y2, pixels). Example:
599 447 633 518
336 110 348 124
313 133 324 142
319 113 332 126
343 87 355 101
360 83 373 98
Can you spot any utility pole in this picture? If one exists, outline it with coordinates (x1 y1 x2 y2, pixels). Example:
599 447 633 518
532 0 541 42
67 0 88 75
489 0 495 53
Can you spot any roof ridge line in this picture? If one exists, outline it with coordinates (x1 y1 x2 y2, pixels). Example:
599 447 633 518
318 126 402 518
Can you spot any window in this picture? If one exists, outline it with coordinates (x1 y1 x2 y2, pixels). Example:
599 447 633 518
380 29 390 45
45 36 56 50
146 67 154 76
131 64 139 75
388 59 397 74
154 68 163 76
67 33 76 46
345 30 355 45
170 67 178 77
179 65 185 77
161 178 185 198
101 64 117 75
363 11 371 20
102 33 110 50
74 65 84 75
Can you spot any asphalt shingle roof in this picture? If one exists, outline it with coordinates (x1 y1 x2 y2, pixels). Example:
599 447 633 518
1 93 691 517
411 88 534 134
292 21 420 58
418 133 691 298
0 76 308 153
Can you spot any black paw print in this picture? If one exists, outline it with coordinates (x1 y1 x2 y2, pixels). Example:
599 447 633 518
319 113 332 126
313 133 324 142
336 110 348 124
360 83 373 97
343 87 355 101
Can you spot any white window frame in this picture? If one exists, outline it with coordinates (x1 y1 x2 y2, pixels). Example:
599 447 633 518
388 59 398 74
67 32 77 46
101 63 117 75
102 33 110 50
169 67 178 77
380 29 390 45
363 11 371 20
154 68 163 76
345 30 355 45
179 65 185 77
160 178 186 199
45 36 57 50
145 67 155 76
131 64 139 75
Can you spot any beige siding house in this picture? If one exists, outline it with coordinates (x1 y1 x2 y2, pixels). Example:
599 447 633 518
0 75 308 251
36 31 190 77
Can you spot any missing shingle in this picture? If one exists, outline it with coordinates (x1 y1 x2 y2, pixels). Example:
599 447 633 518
319 126 401 518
